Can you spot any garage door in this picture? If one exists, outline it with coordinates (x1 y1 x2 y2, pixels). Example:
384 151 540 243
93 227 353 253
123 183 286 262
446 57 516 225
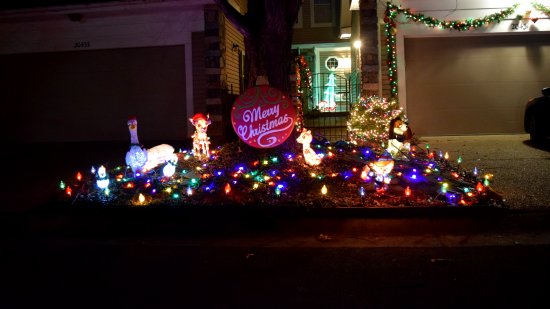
405 34 550 136
0 46 187 143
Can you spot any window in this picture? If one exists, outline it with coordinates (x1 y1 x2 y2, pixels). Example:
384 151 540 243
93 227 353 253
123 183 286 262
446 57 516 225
311 0 334 27
325 56 339 71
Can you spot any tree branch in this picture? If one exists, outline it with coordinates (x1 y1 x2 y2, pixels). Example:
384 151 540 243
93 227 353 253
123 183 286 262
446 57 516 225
213 0 252 38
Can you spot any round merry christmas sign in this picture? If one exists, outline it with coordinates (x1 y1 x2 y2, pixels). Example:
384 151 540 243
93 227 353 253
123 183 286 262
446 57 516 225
232 85 296 148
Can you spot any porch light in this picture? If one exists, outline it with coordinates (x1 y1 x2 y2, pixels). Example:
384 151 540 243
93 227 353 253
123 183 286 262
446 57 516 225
340 33 351 39
353 40 362 49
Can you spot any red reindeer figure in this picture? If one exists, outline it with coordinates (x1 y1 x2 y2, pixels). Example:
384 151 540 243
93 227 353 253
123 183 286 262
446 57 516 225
189 113 211 159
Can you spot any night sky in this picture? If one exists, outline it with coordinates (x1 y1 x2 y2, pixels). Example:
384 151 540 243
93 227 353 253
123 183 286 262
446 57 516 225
0 0 119 10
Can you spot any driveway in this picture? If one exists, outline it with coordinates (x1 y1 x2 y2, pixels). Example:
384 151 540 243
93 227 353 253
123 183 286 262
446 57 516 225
420 134 550 210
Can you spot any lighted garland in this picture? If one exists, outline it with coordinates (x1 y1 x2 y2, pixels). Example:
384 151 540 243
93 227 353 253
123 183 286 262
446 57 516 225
384 1 519 97
294 55 313 132
532 2 550 15
293 96 304 132
347 95 404 147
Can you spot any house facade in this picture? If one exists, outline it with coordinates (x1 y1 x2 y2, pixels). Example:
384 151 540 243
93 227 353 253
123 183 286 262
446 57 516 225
365 0 550 136
1 0 549 144
291 0 361 141
295 0 550 137
0 0 244 143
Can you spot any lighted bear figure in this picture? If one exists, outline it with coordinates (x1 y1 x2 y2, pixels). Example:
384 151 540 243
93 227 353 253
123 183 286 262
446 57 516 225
296 128 321 166
386 116 413 158
190 113 211 159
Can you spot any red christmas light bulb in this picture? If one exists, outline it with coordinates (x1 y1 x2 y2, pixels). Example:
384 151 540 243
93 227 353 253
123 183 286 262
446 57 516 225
476 182 484 192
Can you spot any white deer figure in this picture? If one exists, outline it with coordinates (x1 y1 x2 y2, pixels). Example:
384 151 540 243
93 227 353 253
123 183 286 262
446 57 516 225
296 128 321 166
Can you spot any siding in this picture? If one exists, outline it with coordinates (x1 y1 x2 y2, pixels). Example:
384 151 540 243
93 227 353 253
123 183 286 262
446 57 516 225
318 50 352 75
221 14 244 95
293 0 341 44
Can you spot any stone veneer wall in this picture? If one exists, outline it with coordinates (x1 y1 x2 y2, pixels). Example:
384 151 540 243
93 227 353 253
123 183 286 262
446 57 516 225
359 0 380 97
203 5 224 138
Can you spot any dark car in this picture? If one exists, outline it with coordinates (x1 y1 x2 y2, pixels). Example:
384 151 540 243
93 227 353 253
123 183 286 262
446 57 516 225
524 87 550 143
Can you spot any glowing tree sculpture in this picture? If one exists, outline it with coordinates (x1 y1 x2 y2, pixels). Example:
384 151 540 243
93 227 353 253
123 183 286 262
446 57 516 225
319 73 336 112
347 96 405 147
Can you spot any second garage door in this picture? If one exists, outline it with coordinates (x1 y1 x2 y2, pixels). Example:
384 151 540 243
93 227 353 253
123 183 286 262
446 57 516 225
405 33 550 136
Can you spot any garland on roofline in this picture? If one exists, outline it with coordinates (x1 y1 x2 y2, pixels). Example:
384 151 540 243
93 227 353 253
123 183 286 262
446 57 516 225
532 2 550 15
384 1 519 98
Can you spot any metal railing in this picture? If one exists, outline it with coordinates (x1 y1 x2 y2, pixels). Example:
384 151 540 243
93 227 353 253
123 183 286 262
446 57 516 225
302 72 361 142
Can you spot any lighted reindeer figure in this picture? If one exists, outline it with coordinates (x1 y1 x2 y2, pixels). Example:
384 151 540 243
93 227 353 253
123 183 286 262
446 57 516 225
189 113 211 159
296 128 321 166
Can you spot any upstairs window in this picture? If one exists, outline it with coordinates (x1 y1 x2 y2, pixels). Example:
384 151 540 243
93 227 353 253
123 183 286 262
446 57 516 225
311 0 334 27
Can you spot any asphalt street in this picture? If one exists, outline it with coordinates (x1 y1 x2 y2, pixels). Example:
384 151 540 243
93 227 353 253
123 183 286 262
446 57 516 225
2 207 550 308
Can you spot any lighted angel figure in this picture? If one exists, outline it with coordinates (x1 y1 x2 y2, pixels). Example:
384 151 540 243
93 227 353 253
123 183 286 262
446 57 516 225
386 116 413 158
190 113 211 159
296 128 321 166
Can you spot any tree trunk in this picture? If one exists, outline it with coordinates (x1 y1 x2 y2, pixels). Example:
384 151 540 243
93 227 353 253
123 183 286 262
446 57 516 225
214 0 301 94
